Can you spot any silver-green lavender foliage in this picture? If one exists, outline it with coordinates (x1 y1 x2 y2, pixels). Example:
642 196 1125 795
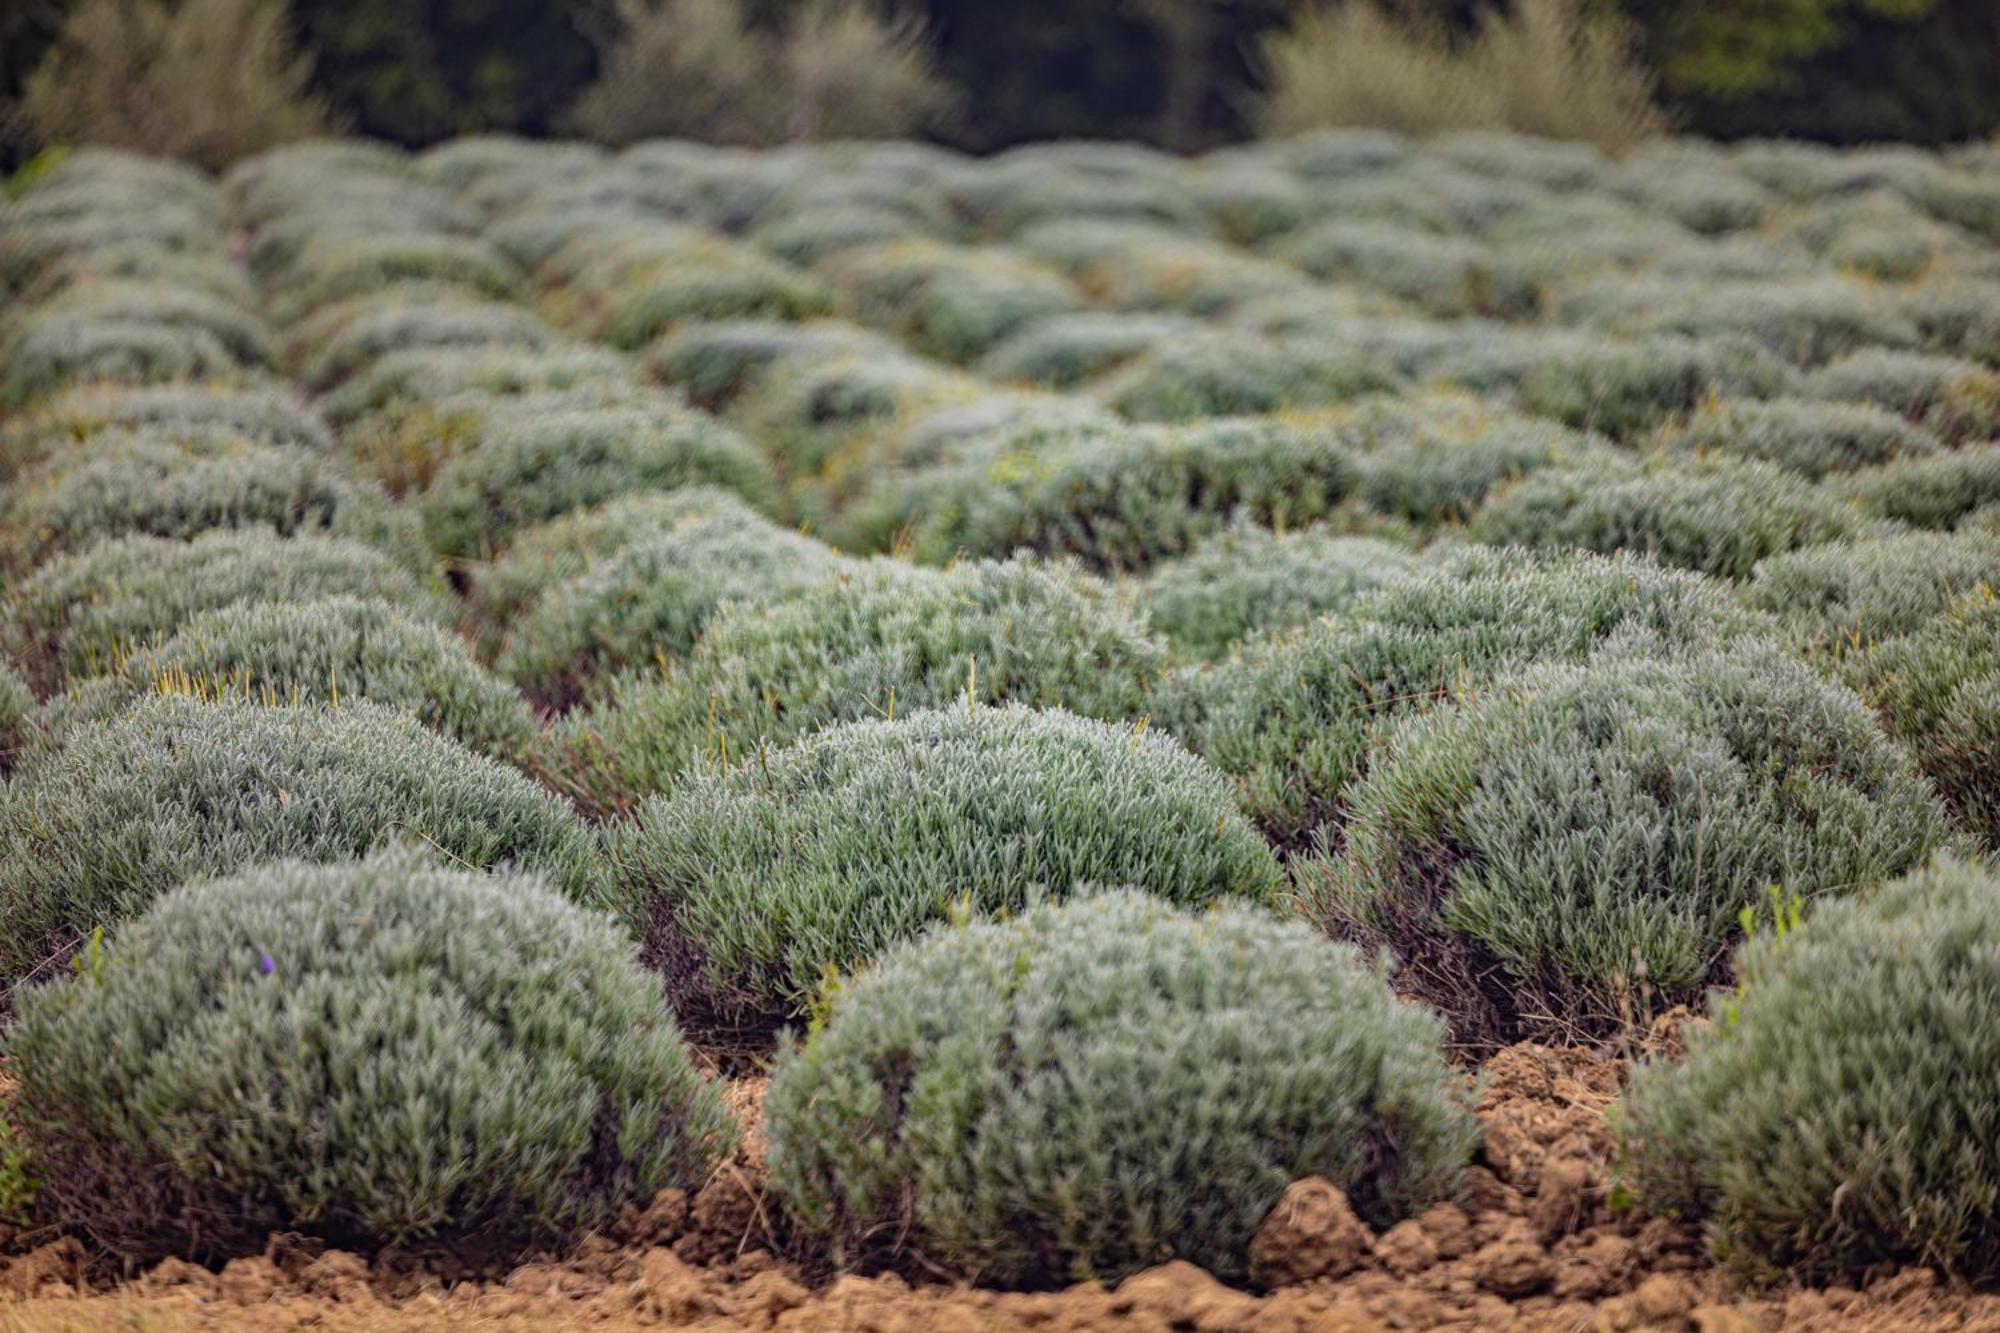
1621 857 2000 1280
318 345 637 428
1843 590 2000 847
1306 649 1952 1045
18 383 334 459
0 436 425 574
1153 549 1769 844
1847 442 2000 530
6 846 735 1261
416 403 775 560
496 506 847 710
609 704 1286 1034
1468 456 1861 581
766 891 1478 1285
116 596 535 758
1800 347 2000 443
0 316 247 405
299 299 557 391
0 697 606 981
1746 528 2000 651
1138 525 1419 661
1660 397 1940 480
1096 332 1401 423
890 417 1365 574
4 529 446 695
1513 335 1794 438
542 556 1165 813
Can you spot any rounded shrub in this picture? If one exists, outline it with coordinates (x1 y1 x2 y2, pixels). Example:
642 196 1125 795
643 319 896 414
1622 858 2000 1280
0 696 605 980
5 529 445 695
497 508 847 710
598 256 834 351
1277 220 1493 317
891 418 1365 574
6 845 735 1262
1304 649 1952 1046
977 311 1202 390
319 345 637 429
1801 348 2000 444
1152 549 1768 844
0 437 423 573
766 890 1477 1286
610 704 1286 1039
1096 332 1401 423
461 488 759 662
1843 590 2000 847
299 299 556 391
416 403 775 560
1514 335 1794 438
0 661 30 778
1468 456 1862 581
42 280 275 367
540 556 1165 813
0 316 245 405
1626 278 1921 367
1353 411 1612 526
270 235 521 323
1747 528 2000 651
22 383 333 457
1138 525 1419 661
1661 397 1940 480
1847 443 2000 530
118 596 535 758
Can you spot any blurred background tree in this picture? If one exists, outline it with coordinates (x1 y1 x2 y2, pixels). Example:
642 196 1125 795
3 0 1996 170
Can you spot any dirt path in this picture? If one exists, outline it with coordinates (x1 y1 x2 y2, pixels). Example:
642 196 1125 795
5 1045 1998 1332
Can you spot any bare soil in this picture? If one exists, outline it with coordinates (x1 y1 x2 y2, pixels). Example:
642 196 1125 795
5 1044 1999 1332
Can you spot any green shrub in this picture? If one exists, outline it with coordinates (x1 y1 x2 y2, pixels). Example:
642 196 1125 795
1139 525 1419 661
1514 335 1794 438
0 697 605 981
20 383 332 458
0 316 245 405
1848 443 2000 530
1277 221 1493 318
299 300 557 391
0 437 423 573
1152 549 1766 843
461 488 759 663
113 596 535 758
1801 348 2000 444
824 242 1084 365
752 204 935 268
1097 332 1402 423
0 663 31 778
319 345 637 429
1354 410 1610 525
1844 591 2000 847
272 235 522 324
1661 397 1941 480
733 350 972 481
644 319 895 412
1622 858 2000 1280
7 845 734 1261
891 418 1365 574
1468 456 1861 580
540 556 1164 813
36 280 276 368
978 311 1203 390
1626 279 1921 368
1902 277 2000 362
610 705 1285 1038
5 529 444 695
1747 529 2000 651
417 404 774 560
1304 648 1951 1045
598 256 833 351
767 891 1476 1285
497 508 846 710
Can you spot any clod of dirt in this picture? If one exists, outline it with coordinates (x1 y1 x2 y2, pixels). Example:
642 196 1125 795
1247 1177 1374 1287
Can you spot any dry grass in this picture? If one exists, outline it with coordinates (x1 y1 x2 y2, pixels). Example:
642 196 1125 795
9 0 328 171
1259 0 1666 153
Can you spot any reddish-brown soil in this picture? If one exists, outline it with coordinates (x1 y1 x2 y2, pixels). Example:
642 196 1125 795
5 1044 1998 1332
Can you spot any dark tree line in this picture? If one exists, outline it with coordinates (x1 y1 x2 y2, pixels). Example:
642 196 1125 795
5 0 1997 163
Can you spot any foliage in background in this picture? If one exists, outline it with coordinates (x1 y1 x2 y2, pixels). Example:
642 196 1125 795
9 0 328 171
1258 0 1666 151
569 0 952 146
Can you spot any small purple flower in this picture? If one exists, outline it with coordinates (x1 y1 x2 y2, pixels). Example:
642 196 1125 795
259 952 277 977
